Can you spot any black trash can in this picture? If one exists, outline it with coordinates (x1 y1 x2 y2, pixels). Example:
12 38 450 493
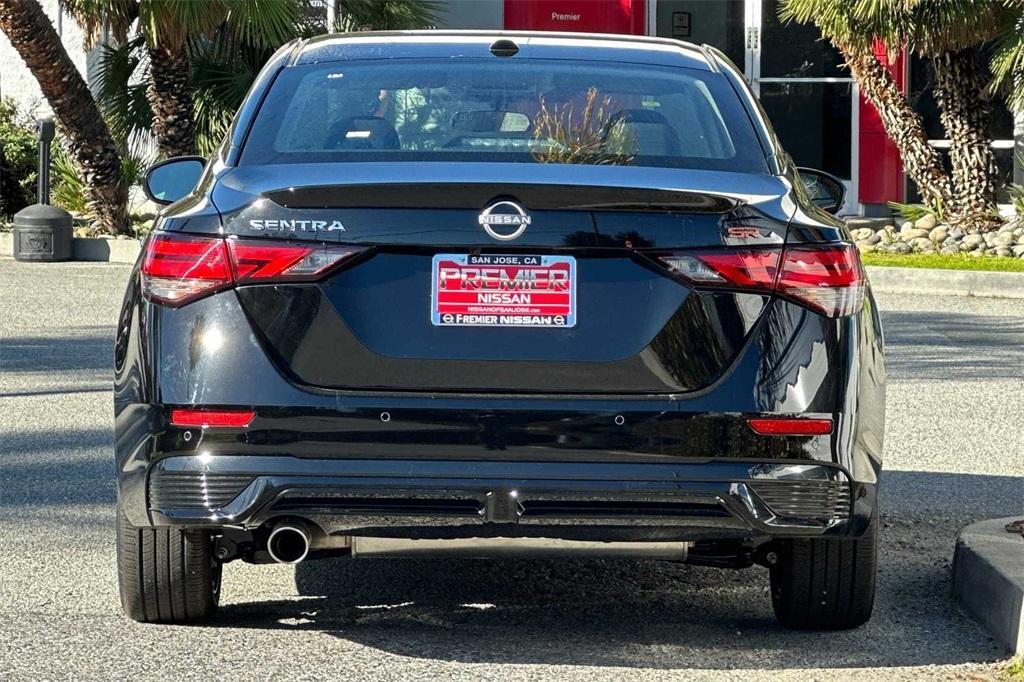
13 203 73 262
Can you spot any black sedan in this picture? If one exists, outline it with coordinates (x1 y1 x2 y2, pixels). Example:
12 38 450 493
116 31 885 630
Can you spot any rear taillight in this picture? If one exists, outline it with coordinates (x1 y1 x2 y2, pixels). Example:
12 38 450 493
227 240 357 283
775 245 864 318
141 234 232 305
658 243 864 318
141 233 361 306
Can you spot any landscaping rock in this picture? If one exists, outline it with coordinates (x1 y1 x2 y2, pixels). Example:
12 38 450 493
900 228 930 240
962 234 986 250
909 237 934 253
914 213 937 230
846 217 1023 262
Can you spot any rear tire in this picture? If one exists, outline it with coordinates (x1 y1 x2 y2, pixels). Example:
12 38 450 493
116 505 221 623
769 515 878 630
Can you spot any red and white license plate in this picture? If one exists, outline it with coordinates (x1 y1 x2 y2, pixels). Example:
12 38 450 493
431 254 576 328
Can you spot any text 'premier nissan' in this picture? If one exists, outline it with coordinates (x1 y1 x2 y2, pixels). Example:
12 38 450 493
116 31 885 630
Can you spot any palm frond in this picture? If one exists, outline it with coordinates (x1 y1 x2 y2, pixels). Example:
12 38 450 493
779 0 869 47
59 0 137 47
335 0 440 32
989 15 1024 110
782 0 1021 55
224 0 302 49
138 0 226 48
95 36 153 144
904 0 1018 54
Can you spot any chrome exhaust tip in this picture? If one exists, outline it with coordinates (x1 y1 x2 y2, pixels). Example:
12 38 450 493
267 524 311 564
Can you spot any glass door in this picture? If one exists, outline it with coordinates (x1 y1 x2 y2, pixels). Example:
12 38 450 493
652 0 746 71
652 0 860 213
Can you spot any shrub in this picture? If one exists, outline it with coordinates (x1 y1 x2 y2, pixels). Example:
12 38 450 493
532 88 636 166
1010 184 1024 219
51 133 156 230
0 98 39 215
50 142 88 216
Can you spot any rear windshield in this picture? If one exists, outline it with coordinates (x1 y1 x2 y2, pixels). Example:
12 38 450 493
240 58 768 173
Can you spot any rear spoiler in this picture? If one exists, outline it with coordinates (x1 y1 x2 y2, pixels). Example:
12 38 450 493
263 183 740 213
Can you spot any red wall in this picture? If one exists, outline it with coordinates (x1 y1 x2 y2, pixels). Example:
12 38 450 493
858 41 905 205
504 0 646 35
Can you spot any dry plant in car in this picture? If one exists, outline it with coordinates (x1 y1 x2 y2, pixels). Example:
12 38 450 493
532 87 636 165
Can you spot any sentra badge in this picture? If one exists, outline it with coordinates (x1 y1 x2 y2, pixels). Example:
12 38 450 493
248 219 346 233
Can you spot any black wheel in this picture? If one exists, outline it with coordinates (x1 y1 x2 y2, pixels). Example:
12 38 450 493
769 515 878 630
116 504 221 623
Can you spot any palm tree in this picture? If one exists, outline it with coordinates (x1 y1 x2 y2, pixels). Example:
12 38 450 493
64 0 300 158
781 0 1020 228
0 0 128 233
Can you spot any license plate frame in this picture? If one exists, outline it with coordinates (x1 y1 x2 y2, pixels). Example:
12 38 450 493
431 253 577 328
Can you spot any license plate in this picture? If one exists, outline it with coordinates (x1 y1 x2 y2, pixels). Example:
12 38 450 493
431 254 576 328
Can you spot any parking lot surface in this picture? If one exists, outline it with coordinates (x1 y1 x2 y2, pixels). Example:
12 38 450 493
1 259 1021 681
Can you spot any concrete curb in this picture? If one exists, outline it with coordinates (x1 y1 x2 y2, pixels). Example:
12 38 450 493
952 518 1024 655
0 232 141 264
867 266 1024 299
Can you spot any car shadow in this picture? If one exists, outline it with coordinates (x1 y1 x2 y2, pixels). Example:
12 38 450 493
1 329 114 374
880 309 1024 381
0 428 115 507
212 469 1020 670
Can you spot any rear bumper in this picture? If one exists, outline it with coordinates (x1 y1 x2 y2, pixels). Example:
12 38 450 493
146 456 874 539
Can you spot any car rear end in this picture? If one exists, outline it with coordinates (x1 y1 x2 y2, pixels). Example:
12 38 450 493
114 32 884 630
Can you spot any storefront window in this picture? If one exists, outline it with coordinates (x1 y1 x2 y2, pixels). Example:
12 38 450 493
654 0 746 71
759 0 845 78
759 81 853 179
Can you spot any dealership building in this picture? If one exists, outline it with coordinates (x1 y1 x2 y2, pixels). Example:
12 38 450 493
427 0 1024 216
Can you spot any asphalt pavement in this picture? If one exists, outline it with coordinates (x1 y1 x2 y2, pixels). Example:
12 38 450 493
0 258 1021 681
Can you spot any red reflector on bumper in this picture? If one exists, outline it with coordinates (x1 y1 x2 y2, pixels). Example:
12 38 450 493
747 418 833 436
170 409 255 428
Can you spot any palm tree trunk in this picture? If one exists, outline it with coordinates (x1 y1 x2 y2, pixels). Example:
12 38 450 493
931 48 1000 229
0 0 127 234
835 40 954 213
146 42 196 157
